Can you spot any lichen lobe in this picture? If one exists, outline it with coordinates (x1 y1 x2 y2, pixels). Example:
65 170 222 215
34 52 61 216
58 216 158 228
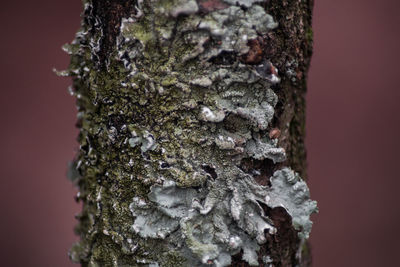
129 168 316 266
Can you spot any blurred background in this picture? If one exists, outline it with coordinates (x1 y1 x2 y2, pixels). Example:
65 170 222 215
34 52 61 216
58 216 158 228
0 0 399 266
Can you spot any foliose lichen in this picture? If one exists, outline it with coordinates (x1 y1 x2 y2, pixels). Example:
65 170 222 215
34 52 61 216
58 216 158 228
62 0 317 266
129 167 315 266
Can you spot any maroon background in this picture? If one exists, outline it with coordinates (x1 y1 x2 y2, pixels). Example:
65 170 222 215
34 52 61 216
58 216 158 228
1 0 399 266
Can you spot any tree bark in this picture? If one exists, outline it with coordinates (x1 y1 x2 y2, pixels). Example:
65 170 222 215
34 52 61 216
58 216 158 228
63 0 317 266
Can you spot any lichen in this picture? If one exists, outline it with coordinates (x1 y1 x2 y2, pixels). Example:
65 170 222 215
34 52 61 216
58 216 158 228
267 168 318 239
129 168 315 266
63 0 317 266
128 130 157 153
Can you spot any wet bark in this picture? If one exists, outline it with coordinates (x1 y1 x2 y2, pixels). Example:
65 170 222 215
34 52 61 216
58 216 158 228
64 0 315 266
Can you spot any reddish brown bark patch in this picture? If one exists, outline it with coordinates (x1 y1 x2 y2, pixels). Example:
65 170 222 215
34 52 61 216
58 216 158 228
240 158 275 186
198 0 229 13
264 206 300 267
240 38 264 65
269 128 281 139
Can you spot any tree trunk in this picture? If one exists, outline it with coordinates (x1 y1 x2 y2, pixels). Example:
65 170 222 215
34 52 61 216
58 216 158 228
63 0 317 266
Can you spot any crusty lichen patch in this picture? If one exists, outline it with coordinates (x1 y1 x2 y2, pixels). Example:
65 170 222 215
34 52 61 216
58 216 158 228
63 0 317 266
129 167 316 266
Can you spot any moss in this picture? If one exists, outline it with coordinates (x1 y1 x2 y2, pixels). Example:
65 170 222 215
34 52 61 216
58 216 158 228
306 27 314 44
160 251 186 267
123 19 155 51
160 76 178 87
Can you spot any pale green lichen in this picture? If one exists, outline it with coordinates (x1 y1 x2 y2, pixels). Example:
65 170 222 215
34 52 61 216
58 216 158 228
267 168 318 239
129 167 316 266
128 130 157 153
245 136 286 163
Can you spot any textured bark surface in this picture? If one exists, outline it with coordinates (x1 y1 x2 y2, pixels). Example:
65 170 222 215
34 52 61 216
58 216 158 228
63 0 316 266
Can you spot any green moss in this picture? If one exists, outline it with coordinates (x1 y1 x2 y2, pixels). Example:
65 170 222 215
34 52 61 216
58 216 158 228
126 22 154 47
306 27 313 44
161 75 178 87
160 251 186 267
